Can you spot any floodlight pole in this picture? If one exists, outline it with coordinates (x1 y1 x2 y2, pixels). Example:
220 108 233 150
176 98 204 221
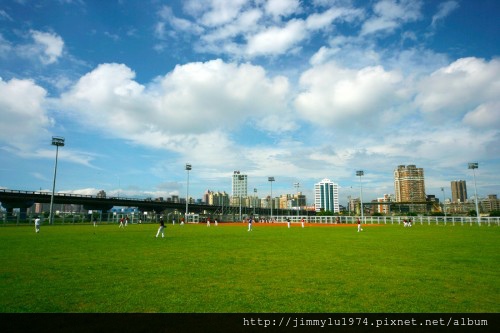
253 188 257 215
221 192 224 220
294 182 300 216
117 175 120 198
268 177 275 219
238 175 244 221
468 162 480 226
356 171 364 223
441 187 447 221
185 163 192 222
49 136 65 225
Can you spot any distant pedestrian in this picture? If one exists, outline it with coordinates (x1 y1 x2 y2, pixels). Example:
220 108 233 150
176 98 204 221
119 218 124 228
207 217 211 227
287 218 291 229
125 216 129 226
180 217 185 226
34 216 41 233
248 216 253 231
301 218 305 228
214 218 218 226
156 218 165 238
408 218 413 227
93 216 97 227
357 218 363 232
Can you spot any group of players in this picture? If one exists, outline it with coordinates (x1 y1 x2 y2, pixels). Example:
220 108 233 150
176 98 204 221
31 215 372 235
403 218 413 227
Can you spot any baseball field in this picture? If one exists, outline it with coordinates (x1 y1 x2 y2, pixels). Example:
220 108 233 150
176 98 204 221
0 222 498 313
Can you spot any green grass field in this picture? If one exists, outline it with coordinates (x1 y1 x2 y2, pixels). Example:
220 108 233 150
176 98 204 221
0 222 498 313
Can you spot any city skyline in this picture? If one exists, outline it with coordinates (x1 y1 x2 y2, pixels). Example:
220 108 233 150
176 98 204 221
1 1 499 206
0 163 494 210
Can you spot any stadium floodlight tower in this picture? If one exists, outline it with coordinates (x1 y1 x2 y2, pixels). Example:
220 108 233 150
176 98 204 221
185 163 192 222
468 162 480 226
238 174 245 221
268 177 275 219
356 170 364 223
49 136 65 225
253 188 257 215
441 187 447 221
294 182 300 216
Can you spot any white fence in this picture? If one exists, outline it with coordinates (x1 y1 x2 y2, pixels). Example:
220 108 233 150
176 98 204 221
0 210 198 225
1 210 499 226
265 215 500 226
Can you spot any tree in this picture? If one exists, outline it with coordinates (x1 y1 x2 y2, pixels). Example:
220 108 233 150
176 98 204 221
489 210 500 217
430 212 445 216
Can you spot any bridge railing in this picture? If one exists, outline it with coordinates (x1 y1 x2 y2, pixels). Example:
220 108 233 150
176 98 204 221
0 188 95 198
0 188 161 201
0 211 160 225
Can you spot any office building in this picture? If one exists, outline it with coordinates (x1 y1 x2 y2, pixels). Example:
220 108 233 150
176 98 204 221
451 180 467 203
314 178 339 213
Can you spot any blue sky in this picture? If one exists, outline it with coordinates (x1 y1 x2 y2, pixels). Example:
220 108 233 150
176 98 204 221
1 0 499 206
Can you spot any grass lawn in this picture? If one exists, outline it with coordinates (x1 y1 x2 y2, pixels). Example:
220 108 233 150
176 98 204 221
0 222 498 313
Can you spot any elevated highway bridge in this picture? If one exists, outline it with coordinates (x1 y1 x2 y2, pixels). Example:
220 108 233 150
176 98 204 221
0 189 300 218
0 189 432 220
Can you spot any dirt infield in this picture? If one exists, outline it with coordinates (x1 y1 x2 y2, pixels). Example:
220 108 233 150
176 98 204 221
207 222 385 227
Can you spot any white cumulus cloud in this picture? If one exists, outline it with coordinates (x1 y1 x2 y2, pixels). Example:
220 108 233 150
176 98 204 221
295 62 405 127
431 0 459 28
462 102 500 129
30 30 64 64
0 78 51 150
246 19 307 56
265 0 301 19
415 57 500 120
361 0 423 35
60 60 291 153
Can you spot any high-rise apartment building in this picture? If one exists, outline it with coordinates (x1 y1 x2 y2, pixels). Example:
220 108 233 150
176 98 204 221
481 194 499 212
451 180 467 203
204 190 230 206
232 171 247 198
314 178 339 213
394 165 426 203
376 194 393 214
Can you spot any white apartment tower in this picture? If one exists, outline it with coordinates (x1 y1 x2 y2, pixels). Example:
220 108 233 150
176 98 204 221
314 178 339 213
232 171 247 198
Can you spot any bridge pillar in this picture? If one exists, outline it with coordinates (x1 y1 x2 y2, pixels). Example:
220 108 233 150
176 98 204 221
19 207 28 220
3 207 13 222
1 200 34 218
